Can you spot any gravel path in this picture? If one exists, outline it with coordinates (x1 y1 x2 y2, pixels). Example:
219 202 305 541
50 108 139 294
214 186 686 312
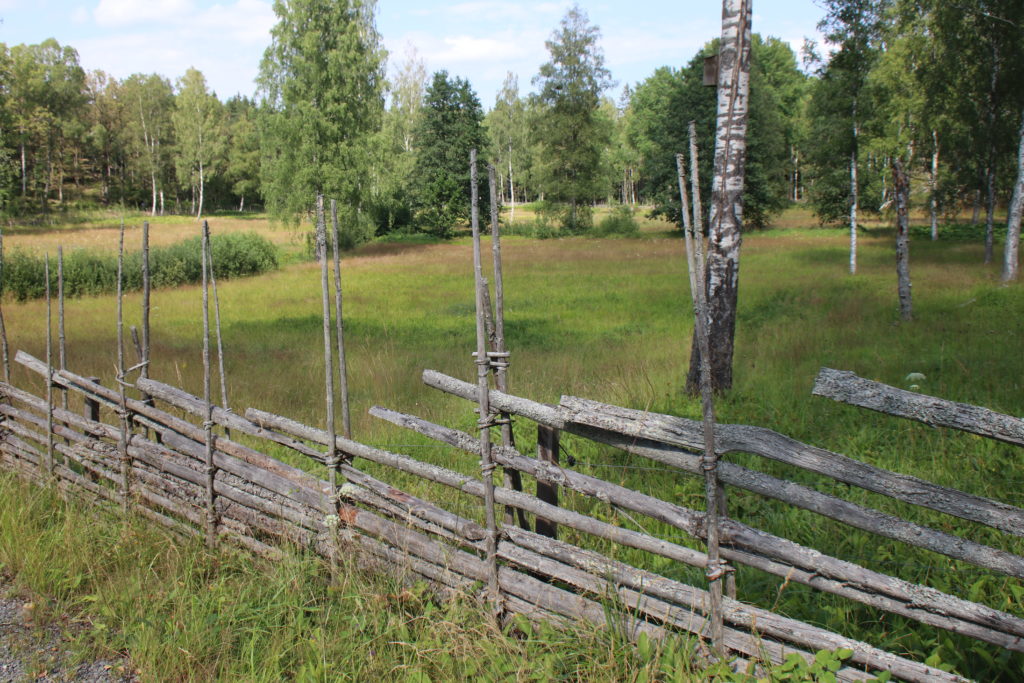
0 582 134 683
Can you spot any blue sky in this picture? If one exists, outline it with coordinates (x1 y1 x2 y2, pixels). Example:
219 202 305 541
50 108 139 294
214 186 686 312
1 1 827 106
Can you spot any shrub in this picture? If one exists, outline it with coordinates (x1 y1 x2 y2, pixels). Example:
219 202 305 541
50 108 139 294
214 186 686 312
2 232 279 301
594 206 640 236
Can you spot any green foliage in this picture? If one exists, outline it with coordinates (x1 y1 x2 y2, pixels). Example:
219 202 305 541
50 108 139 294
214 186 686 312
257 0 385 230
2 232 278 300
412 71 488 237
629 36 804 230
594 205 639 236
172 68 226 219
531 4 614 230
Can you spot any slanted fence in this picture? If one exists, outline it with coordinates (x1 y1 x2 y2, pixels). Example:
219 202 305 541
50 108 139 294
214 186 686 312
0 195 1022 682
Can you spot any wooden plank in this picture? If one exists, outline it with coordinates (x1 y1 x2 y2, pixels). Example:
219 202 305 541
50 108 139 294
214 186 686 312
814 367 1024 446
560 390 1024 539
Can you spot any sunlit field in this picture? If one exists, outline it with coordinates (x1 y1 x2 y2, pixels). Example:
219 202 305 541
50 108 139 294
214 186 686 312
1 206 1022 679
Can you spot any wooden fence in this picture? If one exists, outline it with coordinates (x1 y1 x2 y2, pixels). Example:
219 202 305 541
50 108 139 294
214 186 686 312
0 201 1022 682
4 346 1024 681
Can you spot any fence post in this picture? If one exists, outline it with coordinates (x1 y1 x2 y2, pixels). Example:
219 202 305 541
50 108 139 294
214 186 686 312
535 425 559 538
470 148 503 617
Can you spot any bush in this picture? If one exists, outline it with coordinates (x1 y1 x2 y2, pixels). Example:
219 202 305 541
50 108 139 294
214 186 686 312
594 206 640 236
2 232 279 301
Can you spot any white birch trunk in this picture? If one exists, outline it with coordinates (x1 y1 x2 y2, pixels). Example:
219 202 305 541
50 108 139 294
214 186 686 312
686 0 752 394
508 153 515 222
849 110 859 275
197 161 205 220
1002 109 1024 283
930 130 939 241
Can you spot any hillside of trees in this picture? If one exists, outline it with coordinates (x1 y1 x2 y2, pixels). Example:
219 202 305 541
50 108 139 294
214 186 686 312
0 0 1021 250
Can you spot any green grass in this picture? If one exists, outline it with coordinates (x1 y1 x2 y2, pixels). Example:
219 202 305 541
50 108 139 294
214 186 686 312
0 206 1021 679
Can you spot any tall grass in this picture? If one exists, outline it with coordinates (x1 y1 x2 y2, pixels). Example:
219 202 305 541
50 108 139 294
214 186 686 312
0 209 1021 679
0 473 704 681
2 232 278 301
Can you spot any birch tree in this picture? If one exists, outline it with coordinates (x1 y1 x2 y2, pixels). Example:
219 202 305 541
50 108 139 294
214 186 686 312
532 4 614 232
685 0 753 395
172 68 224 219
1004 110 1024 282
258 0 385 230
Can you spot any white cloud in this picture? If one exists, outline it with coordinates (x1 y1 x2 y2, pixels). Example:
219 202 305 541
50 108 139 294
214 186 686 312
78 0 276 98
71 5 89 23
94 0 195 28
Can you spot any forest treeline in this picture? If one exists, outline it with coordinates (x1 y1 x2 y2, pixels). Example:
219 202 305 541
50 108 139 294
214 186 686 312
0 0 1021 246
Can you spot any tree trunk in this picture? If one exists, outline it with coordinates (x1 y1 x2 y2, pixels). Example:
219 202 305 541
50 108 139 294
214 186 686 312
984 46 1000 264
985 162 997 264
930 130 939 241
1002 108 1024 283
150 171 158 217
972 187 981 224
19 143 26 196
159 190 165 216
508 152 515 222
239 195 245 212
197 161 205 220
893 159 912 321
849 106 859 275
686 0 752 395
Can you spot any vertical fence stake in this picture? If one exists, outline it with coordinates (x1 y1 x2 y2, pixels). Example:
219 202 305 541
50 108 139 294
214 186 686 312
330 198 352 439
201 220 217 548
535 425 560 538
44 254 54 476
317 195 341 570
206 235 230 438
677 150 728 658
0 229 8 382
689 121 735 601
116 220 131 513
140 221 152 407
471 149 502 617
487 164 529 530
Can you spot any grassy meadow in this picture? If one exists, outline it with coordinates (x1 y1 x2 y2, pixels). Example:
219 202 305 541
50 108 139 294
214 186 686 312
0 206 1022 680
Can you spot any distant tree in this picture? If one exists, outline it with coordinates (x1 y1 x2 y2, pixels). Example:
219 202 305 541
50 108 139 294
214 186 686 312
83 70 130 206
532 4 614 231
897 0 1024 263
629 35 803 229
806 0 889 274
258 0 385 238
368 46 426 234
172 68 224 219
486 72 531 219
121 73 175 215
224 95 260 212
7 39 86 211
413 70 487 237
